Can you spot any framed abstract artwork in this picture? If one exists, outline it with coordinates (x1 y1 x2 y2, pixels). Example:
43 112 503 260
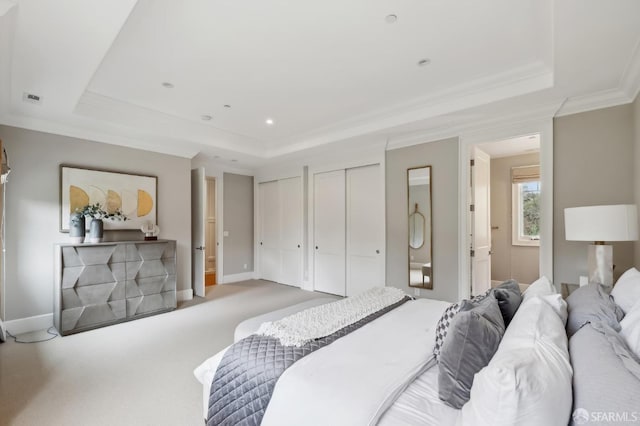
60 165 158 232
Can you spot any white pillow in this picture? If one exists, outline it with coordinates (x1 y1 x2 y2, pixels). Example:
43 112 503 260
459 297 572 426
620 298 640 359
611 267 640 314
522 276 556 301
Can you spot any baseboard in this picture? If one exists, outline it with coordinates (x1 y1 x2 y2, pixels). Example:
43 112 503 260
5 313 54 335
221 272 256 284
177 289 193 302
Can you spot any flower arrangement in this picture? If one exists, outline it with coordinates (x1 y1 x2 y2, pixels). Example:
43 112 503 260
73 203 128 222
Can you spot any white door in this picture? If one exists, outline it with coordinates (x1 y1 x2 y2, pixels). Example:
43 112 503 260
314 170 346 296
279 177 302 287
346 165 384 296
191 167 206 297
471 147 491 296
259 181 280 283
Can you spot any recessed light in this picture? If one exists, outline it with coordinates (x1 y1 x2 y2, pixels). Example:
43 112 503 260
417 58 431 67
385 14 397 24
201 115 212 121
265 118 274 126
161 82 174 88
224 104 231 109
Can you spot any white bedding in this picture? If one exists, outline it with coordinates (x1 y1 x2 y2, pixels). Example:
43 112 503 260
378 364 460 425
194 297 451 425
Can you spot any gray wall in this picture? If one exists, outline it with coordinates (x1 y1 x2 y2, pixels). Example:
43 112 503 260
553 104 635 285
386 137 459 303
0 125 191 322
490 152 540 284
223 173 254 275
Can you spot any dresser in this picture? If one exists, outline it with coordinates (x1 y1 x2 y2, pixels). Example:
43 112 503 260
54 240 177 335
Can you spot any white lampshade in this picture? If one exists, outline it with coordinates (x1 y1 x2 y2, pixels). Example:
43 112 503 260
565 204 638 242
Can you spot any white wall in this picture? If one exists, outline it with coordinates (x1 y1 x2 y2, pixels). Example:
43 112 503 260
0 125 191 323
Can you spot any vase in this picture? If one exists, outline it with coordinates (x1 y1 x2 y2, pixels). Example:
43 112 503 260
88 218 104 243
69 213 85 244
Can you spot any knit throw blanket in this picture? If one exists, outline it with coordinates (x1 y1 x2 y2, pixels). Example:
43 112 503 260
256 287 407 347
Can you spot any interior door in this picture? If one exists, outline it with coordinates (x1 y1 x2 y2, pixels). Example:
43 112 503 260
346 165 384 296
191 167 206 297
279 177 302 287
471 147 491 296
258 181 280 282
314 170 346 296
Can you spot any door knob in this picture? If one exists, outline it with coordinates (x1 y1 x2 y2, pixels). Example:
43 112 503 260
376 250 380 254
297 244 301 248
260 242 263 245
315 246 318 250
195 246 205 250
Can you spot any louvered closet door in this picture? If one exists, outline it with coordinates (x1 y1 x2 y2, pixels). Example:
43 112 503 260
259 181 280 283
346 164 384 296
313 170 346 296
279 177 302 287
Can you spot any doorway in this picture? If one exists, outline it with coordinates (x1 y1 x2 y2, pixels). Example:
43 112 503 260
205 177 217 287
469 134 542 295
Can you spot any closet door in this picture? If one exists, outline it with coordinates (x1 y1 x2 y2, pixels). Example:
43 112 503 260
313 170 346 296
259 181 280 282
346 164 384 296
279 177 302 287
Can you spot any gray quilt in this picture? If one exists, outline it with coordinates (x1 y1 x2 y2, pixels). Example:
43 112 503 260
206 296 410 426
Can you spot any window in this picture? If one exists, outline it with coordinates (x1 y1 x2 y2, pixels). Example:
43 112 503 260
512 165 540 246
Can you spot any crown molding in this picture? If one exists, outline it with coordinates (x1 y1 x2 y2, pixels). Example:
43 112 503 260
266 62 553 158
0 113 199 158
76 91 266 158
555 88 632 117
621 38 640 101
386 101 562 151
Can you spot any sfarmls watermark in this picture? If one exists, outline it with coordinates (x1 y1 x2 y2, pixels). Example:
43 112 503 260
573 408 640 424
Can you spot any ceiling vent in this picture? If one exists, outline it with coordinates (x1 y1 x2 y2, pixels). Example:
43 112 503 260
22 92 42 105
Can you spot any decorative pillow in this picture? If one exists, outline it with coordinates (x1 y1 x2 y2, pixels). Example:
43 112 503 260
522 276 556 301
620 298 640 359
611 267 640 314
566 283 624 337
438 293 505 409
492 279 522 327
460 296 572 426
433 288 492 362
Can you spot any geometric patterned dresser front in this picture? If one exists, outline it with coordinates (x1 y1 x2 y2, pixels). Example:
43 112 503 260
54 240 177 335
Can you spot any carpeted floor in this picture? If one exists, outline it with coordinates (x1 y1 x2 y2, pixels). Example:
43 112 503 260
0 280 334 426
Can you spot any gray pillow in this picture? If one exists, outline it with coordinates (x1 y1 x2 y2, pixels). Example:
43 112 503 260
492 279 522 327
433 288 492 362
570 322 640 425
438 293 505 409
566 283 624 337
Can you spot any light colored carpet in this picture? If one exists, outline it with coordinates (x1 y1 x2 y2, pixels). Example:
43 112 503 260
0 280 336 426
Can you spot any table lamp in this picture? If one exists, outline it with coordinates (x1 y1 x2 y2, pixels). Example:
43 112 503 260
564 204 638 286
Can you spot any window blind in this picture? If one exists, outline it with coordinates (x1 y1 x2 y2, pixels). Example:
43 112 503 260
511 164 540 183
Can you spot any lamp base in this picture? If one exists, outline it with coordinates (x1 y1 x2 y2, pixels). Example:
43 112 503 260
587 244 613 286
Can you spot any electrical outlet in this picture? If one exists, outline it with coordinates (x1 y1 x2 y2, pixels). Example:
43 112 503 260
223 231 229 237
243 263 248 270
414 288 421 297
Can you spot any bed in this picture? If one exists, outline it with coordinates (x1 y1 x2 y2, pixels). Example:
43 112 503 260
195 279 574 426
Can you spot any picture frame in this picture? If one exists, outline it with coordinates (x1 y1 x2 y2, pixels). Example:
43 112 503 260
60 165 158 232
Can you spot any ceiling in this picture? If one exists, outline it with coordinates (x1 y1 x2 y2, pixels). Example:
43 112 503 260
0 0 639 168
478 134 540 159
